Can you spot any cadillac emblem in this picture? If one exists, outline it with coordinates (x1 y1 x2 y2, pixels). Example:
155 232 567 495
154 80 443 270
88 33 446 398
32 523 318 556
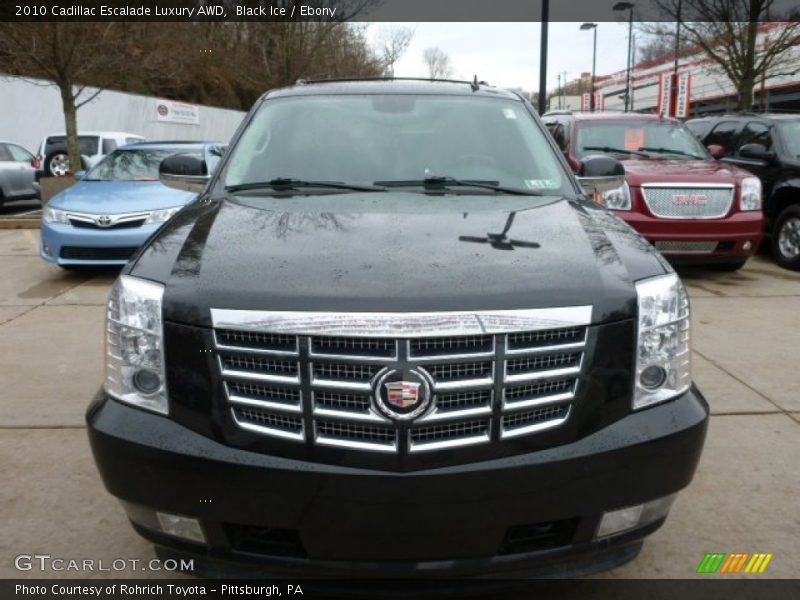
374 369 432 420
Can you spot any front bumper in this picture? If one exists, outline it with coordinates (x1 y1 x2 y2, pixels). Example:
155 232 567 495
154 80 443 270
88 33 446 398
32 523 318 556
87 387 709 577
620 207 763 263
40 220 160 266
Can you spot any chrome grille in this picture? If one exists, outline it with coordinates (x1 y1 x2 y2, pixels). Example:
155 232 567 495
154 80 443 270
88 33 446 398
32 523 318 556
212 307 590 453
655 240 719 254
641 184 734 219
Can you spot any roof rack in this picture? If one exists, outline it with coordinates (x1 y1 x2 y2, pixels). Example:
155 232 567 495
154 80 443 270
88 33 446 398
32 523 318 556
295 76 491 89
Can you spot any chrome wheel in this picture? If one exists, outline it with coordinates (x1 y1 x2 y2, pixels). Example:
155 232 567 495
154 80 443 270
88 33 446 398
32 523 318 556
778 217 800 259
49 153 70 177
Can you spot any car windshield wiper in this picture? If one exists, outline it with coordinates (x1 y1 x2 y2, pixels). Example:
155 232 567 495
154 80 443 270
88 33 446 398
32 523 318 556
374 177 545 196
581 145 650 158
225 178 387 193
638 146 702 159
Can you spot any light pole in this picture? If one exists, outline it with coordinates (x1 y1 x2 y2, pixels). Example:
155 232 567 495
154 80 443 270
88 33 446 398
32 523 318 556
580 23 597 111
537 0 549 115
613 2 635 112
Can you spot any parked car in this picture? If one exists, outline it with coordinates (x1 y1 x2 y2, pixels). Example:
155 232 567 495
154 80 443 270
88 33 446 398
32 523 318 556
87 79 708 578
40 141 225 268
0 141 39 206
686 113 800 270
34 131 145 178
542 111 764 271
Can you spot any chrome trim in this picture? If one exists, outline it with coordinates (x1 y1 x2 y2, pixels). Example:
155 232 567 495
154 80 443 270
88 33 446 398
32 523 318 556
500 411 571 439
310 378 373 392
406 338 496 361
219 354 301 386
227 395 302 413
417 404 492 422
501 391 575 411
505 340 587 355
67 210 151 226
409 432 491 452
504 365 582 384
432 377 494 391
213 330 299 356
210 306 593 337
231 411 305 442
314 432 398 453
308 351 399 362
312 407 388 423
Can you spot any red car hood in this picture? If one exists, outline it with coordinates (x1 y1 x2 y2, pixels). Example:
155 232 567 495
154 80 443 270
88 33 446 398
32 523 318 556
620 158 746 187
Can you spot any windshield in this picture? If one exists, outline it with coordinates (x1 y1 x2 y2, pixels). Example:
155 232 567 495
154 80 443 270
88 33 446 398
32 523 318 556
86 148 186 181
575 120 709 160
777 121 800 158
223 94 569 195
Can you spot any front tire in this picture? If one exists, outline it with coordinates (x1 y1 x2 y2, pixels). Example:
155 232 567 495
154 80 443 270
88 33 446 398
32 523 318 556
772 205 800 271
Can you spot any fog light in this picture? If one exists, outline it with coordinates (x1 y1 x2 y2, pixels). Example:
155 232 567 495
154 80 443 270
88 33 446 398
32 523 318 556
42 243 52 257
596 494 676 539
133 369 161 395
743 241 752 251
640 365 667 389
156 512 206 543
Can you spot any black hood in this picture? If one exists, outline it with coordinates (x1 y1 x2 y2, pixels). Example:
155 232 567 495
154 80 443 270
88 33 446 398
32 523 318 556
130 193 667 327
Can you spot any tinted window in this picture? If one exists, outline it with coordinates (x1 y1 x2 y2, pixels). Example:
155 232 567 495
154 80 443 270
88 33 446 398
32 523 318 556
703 121 740 155
0 145 13 161
225 95 569 194
736 122 773 153
685 121 711 140
6 144 34 162
45 136 100 156
86 148 181 181
102 138 118 154
777 120 800 157
574 120 708 159
545 121 569 152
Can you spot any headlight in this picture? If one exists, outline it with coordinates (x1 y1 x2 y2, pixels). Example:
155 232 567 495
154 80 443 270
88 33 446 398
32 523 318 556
145 206 182 224
740 177 762 211
42 206 69 224
599 181 632 210
634 273 691 410
105 276 168 415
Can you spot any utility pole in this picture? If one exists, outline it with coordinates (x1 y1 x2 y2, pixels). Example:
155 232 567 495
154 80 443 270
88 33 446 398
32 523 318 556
580 23 598 111
537 0 549 115
613 2 635 112
560 70 569 109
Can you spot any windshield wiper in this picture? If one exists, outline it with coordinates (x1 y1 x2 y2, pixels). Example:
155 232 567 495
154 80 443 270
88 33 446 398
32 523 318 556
582 145 650 158
225 178 387 193
638 146 702 159
374 177 544 196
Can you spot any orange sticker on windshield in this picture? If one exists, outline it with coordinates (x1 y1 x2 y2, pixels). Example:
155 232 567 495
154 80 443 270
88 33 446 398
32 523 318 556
624 128 645 151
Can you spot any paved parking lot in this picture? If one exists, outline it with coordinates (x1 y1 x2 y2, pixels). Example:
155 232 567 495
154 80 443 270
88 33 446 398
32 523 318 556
0 228 798 579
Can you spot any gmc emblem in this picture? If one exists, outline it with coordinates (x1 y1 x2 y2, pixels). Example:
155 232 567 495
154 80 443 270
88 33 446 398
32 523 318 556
672 194 708 205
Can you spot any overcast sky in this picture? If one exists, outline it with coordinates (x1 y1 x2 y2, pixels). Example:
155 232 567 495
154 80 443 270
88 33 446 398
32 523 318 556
366 22 633 94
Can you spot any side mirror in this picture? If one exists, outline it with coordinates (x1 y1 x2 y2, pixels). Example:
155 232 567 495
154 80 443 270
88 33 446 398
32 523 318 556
706 144 725 160
159 153 210 193
73 170 86 181
576 154 626 194
739 143 774 163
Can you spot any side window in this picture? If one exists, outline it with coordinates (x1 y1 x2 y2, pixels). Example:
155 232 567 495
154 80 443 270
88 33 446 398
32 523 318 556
736 122 773 153
545 121 569 152
0 144 12 161
704 121 740 155
685 121 709 140
7 144 34 162
102 138 118 154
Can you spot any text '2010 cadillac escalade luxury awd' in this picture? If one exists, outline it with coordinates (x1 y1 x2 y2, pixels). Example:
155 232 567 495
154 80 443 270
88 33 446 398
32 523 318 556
87 79 709 578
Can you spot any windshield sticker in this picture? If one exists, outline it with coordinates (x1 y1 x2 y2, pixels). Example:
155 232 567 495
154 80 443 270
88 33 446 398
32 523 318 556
624 128 645 151
525 179 559 189
503 108 517 120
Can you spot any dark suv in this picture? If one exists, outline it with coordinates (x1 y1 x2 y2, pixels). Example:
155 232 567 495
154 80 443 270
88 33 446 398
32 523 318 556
87 79 708 578
686 113 800 270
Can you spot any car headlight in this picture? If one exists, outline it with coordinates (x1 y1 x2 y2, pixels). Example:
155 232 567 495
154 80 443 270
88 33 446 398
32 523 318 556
634 273 691 410
105 275 168 415
740 177 762 211
145 206 183 224
42 206 69 224
599 181 632 210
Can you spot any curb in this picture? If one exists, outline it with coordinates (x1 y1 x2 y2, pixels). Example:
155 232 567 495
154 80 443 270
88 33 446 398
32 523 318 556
0 218 40 229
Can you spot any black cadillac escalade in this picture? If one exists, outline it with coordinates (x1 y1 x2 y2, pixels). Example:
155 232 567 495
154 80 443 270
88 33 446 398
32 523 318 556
87 79 708 578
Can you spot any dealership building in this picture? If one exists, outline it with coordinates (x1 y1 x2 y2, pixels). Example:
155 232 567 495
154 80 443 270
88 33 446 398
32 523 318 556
593 23 800 116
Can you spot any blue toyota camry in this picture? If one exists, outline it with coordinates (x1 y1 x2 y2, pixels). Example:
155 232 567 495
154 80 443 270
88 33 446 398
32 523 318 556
41 141 225 268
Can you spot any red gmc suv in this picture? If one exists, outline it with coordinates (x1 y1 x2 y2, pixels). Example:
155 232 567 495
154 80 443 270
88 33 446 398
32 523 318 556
543 112 764 270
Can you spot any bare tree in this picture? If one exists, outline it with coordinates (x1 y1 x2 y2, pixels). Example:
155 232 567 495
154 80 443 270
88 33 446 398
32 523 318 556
376 25 415 76
643 0 800 109
422 47 454 79
0 23 123 174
